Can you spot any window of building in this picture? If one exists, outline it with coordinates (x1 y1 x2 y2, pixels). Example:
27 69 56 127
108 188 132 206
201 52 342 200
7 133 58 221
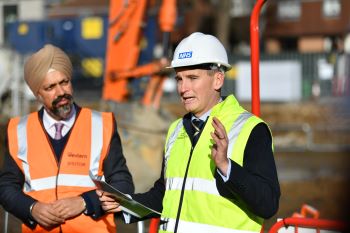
3 5 17 23
322 0 341 18
230 0 253 17
3 5 18 43
277 0 301 21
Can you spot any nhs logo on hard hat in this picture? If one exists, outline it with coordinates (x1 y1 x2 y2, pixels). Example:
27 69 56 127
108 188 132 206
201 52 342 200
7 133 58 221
178 51 192 59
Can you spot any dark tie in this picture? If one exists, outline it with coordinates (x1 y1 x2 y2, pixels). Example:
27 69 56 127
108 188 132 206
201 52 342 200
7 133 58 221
191 119 204 146
54 123 64 140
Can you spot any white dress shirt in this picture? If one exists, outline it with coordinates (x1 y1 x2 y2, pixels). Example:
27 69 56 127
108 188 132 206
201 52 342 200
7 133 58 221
42 107 76 139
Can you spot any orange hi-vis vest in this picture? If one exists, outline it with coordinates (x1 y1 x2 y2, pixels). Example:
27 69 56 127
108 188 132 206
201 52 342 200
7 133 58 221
7 108 116 233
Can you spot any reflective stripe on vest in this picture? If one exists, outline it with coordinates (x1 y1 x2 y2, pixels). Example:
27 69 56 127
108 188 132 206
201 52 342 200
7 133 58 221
17 115 31 192
159 218 259 233
226 111 252 159
28 174 96 191
16 110 104 192
165 177 218 196
164 120 183 176
89 111 103 179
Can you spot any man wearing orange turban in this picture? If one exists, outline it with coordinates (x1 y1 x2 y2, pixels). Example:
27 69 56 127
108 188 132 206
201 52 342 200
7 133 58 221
0 44 134 233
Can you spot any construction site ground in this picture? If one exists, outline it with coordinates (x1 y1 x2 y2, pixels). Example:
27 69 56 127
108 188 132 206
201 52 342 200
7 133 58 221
0 95 349 232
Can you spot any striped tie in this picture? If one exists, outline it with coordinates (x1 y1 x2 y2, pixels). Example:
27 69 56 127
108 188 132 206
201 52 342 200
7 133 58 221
54 123 64 140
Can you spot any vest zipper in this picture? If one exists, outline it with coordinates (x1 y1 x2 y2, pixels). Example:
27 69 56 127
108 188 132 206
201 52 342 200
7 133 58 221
55 109 80 233
39 118 63 232
54 134 65 233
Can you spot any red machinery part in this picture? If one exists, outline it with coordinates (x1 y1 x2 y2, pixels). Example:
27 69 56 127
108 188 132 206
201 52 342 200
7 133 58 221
268 217 348 233
250 0 266 117
298 204 320 219
149 218 161 233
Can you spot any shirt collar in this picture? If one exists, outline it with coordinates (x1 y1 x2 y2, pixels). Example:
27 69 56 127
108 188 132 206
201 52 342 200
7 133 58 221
191 98 222 122
42 105 76 130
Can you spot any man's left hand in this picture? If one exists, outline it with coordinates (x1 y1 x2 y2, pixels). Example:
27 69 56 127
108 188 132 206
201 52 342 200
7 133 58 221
52 196 86 220
210 117 229 176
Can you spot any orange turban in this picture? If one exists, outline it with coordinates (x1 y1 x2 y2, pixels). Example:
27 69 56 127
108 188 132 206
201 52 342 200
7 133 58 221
24 44 73 96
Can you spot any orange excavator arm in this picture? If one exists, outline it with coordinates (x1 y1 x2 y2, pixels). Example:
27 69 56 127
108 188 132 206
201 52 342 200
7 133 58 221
103 0 148 102
102 0 177 104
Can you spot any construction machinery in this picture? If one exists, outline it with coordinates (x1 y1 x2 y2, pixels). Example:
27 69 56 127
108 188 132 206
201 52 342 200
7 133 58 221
102 0 177 108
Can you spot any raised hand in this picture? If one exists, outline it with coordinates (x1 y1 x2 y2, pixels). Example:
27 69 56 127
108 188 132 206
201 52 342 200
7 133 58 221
210 117 229 176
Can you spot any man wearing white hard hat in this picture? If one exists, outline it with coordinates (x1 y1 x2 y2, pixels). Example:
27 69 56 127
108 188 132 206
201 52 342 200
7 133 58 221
99 32 280 233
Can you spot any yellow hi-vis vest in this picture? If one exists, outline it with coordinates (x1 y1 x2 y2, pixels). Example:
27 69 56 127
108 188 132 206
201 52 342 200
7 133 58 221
7 108 116 233
160 95 270 233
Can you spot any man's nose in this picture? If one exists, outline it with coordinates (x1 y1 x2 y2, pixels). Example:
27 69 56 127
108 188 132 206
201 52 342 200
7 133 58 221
56 85 65 96
178 80 189 93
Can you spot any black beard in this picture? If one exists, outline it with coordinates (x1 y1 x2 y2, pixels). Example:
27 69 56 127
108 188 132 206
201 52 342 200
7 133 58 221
51 94 73 120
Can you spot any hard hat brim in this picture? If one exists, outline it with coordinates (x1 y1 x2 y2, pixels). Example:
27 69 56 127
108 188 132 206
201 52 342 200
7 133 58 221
167 62 232 72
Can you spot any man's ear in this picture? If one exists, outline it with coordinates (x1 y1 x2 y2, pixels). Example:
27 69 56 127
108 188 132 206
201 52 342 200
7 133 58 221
36 93 43 103
213 71 225 91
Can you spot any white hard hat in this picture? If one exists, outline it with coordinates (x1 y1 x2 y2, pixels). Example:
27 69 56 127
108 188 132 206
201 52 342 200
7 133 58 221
170 32 231 71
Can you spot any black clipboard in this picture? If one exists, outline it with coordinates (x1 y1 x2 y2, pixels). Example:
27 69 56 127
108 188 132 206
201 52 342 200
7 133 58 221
93 179 161 218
